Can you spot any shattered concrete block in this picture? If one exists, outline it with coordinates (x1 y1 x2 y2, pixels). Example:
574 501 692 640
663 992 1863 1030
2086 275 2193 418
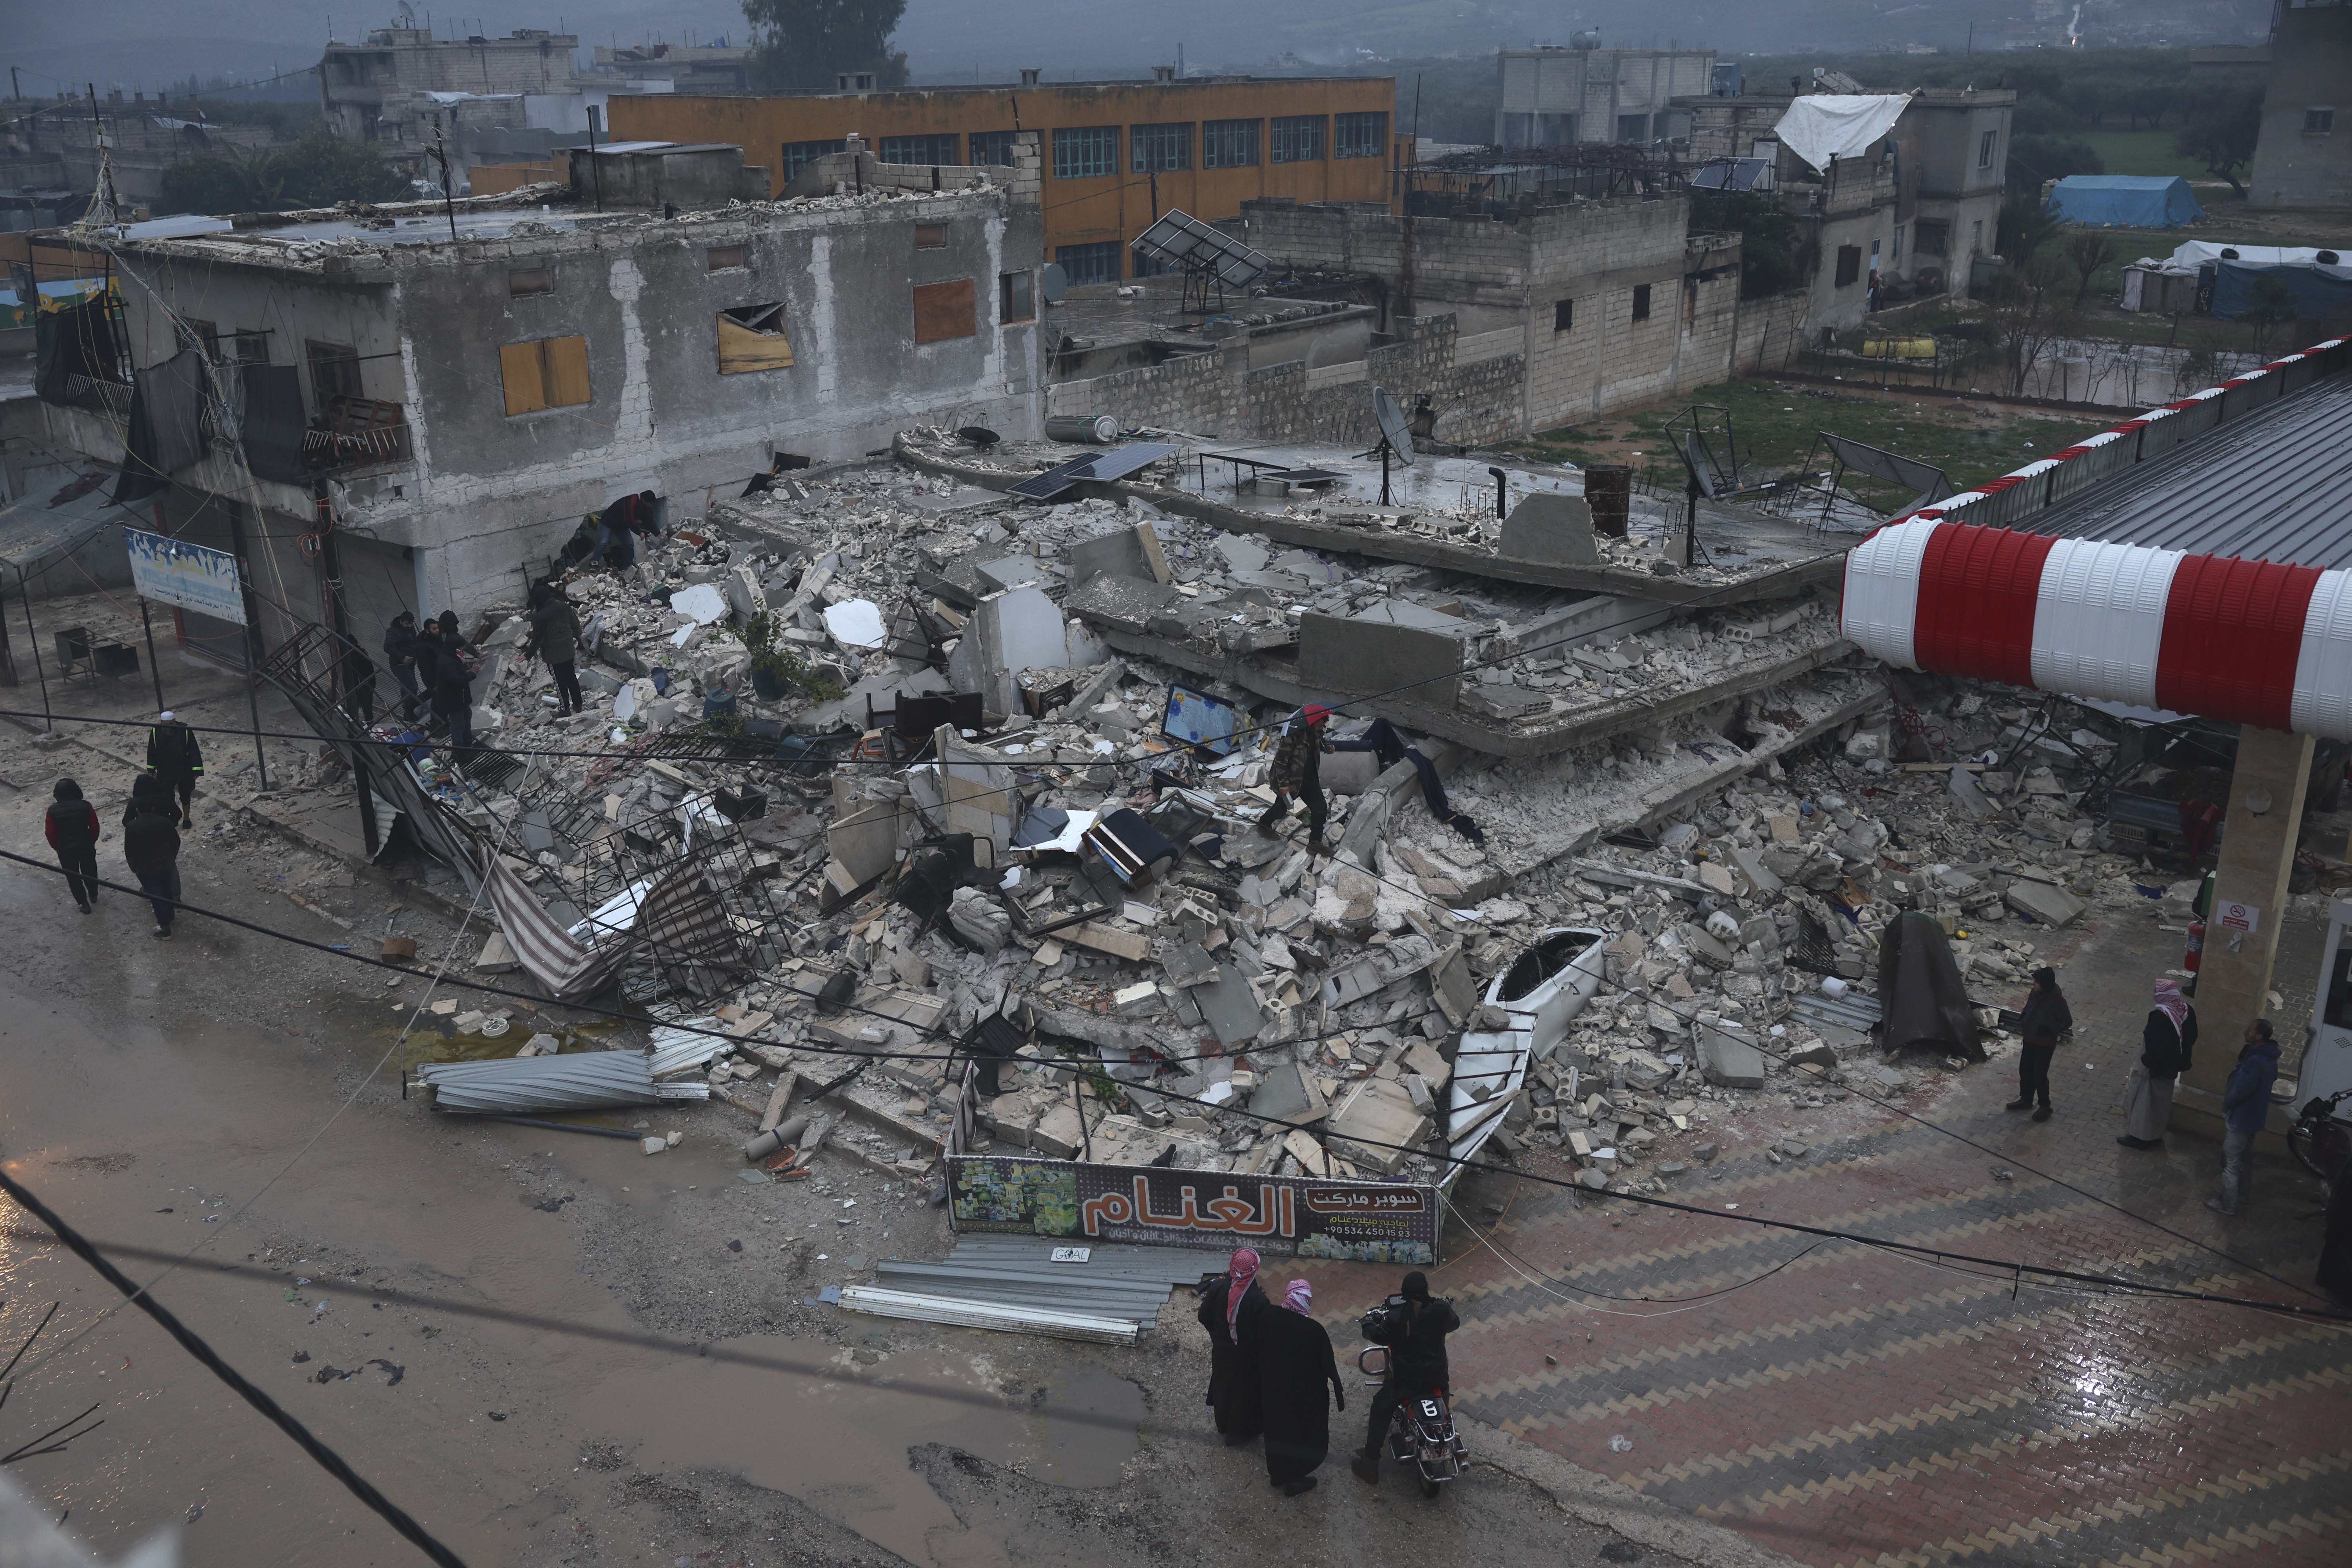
475 932 520 974
1283 1129 1332 1178
1787 1040 1839 1070
1067 523 1171 590
1062 922 1151 962
1112 981 1165 1017
1699 1020 1767 1089
1696 861 1738 897
724 563 767 623
968 585 1069 715
947 888 1012 955
1032 1104 1086 1159
827 800 900 885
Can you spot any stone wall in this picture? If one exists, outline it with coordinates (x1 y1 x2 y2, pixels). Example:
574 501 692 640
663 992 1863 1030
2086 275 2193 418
1047 312 1528 446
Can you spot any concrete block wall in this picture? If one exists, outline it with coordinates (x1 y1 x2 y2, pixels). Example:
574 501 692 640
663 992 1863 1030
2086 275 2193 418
1733 291 1809 374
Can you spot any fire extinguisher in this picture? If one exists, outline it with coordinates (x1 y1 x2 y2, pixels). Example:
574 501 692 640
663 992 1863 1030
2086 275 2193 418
2185 917 2205 977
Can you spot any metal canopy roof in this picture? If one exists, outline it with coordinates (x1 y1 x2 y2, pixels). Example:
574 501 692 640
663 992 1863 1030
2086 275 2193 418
2027 371 2352 568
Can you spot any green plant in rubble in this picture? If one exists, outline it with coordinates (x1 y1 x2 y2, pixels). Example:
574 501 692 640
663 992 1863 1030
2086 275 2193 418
738 611 843 702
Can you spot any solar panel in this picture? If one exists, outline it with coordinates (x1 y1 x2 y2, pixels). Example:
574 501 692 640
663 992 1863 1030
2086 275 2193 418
1005 443 1180 502
1130 209 1270 289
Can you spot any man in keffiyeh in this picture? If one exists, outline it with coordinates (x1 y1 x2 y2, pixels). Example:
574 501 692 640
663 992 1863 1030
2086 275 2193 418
1197 1247 1267 1445
1256 1278 1344 1496
2121 977 2198 1150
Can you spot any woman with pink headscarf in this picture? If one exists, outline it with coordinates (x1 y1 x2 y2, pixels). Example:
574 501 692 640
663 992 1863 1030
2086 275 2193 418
1256 1278 1345 1496
1197 1247 1267 1445
2120 977 2198 1150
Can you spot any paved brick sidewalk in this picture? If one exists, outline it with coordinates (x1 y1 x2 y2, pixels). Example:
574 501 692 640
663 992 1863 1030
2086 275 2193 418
1291 901 2351 1567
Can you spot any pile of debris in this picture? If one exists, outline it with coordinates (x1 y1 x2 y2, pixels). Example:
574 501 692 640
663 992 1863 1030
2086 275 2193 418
373 437 2167 1207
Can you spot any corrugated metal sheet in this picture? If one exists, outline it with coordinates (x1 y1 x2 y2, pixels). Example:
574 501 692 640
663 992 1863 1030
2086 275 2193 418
2029 373 2352 567
837 1287 1142 1345
648 1019 729 1078
856 1236 1212 1339
416 1051 709 1113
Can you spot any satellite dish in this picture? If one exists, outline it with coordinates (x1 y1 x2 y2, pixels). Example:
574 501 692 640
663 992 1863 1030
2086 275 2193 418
1372 385 1417 466
957 426 1000 450
1039 263 1068 305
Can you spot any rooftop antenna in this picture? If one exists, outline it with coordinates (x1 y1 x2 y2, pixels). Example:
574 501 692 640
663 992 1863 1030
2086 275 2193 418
1368 384 1416 506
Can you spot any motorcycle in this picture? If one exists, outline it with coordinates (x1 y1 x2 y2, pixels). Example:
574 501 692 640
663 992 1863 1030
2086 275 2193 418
1356 1345 1466 1499
2288 1088 2352 1184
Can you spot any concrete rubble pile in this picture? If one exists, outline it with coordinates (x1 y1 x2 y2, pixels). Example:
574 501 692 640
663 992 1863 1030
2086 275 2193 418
386 439 2161 1200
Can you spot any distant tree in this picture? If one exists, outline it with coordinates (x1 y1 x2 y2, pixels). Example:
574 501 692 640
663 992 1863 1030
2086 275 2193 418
155 134 401 216
2239 272 2300 352
1984 249 2082 397
1689 190 1814 298
2064 232 2120 307
268 132 409 207
2005 134 2103 196
2064 82 2108 129
1997 192 2065 265
2174 88 2263 198
2127 78 2182 132
2011 92 2074 136
742 0 909 94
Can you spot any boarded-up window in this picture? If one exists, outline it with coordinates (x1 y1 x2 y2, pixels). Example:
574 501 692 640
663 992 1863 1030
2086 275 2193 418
508 266 554 297
915 223 948 249
912 278 976 344
498 334 591 416
716 303 795 374
708 245 747 271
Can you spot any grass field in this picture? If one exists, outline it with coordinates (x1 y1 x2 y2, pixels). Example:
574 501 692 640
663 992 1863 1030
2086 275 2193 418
1504 380 2108 514
2079 129 2209 183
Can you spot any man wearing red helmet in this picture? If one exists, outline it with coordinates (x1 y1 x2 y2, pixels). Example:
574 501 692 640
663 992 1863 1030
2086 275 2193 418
1258 703 1334 856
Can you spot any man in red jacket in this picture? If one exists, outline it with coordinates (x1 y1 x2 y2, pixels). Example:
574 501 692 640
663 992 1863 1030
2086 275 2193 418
44 777 103 913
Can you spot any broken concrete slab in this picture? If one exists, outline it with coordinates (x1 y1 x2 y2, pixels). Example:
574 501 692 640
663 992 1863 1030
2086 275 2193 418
1250 1060 1330 1125
1296 612 1462 711
1699 1020 1767 1089
2003 879 2087 928
966 584 1069 715
475 931 520 974
1326 1076 1432 1174
1497 492 1600 566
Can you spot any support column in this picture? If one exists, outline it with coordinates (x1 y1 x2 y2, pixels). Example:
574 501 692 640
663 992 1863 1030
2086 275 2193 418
2172 725 2313 1137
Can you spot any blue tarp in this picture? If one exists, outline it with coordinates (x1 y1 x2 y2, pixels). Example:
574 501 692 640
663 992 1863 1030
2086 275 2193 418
2047 175 2205 229
2209 259 2352 321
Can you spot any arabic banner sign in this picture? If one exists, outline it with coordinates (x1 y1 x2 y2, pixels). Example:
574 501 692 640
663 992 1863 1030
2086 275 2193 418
946 1155 1442 1264
123 528 245 625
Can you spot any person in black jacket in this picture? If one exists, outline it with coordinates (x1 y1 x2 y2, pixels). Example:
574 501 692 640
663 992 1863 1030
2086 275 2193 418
432 635 475 752
145 710 203 828
1197 1247 1268 1446
44 778 103 913
2120 977 2197 1150
531 583 585 716
123 789 183 938
383 612 421 714
2007 967 2073 1122
1351 1270 1460 1486
1258 1278 1345 1497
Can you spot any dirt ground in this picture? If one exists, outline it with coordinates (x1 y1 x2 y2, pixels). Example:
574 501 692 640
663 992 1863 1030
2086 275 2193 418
0 705 1780 1568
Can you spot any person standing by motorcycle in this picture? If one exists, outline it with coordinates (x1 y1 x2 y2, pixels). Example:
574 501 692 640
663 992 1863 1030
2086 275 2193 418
1350 1270 1459 1486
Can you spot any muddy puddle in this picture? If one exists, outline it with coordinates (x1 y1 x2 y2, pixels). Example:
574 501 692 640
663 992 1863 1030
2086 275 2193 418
576 1337 1143 1568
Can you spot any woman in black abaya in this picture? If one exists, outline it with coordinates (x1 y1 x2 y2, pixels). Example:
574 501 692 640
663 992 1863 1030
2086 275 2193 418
1258 1278 1345 1496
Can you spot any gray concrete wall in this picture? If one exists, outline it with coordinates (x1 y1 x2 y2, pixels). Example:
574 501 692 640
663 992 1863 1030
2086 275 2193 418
2249 4 2352 207
93 191 1043 622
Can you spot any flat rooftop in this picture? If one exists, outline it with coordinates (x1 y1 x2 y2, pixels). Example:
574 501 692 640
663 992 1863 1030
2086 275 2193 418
2027 372 2352 568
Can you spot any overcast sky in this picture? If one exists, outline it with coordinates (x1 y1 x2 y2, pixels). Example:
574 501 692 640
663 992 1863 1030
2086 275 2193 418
8 1 2273 101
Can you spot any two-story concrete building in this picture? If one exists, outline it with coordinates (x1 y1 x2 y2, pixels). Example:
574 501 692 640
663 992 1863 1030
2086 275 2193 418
18 156 1042 647
2248 0 2352 208
1495 44 1718 149
1681 86 2013 332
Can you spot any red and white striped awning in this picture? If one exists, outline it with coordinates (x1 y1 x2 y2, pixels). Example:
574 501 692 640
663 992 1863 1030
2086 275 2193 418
1842 517 2352 739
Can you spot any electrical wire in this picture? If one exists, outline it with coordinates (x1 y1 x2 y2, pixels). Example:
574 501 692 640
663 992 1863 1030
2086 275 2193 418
0 1165 470 1567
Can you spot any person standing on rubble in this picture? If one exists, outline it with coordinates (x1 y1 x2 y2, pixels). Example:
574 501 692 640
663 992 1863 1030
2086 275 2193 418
1257 704 1334 855
1198 1247 1268 1447
529 581 586 717
383 610 422 716
2120 977 2196 1151
2007 967 2071 1122
44 778 103 915
430 618 477 753
1258 1278 1344 1497
1351 1270 1458 1487
123 780 183 939
144 711 203 829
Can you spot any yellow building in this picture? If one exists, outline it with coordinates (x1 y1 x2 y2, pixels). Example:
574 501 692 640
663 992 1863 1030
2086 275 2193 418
607 76 1403 284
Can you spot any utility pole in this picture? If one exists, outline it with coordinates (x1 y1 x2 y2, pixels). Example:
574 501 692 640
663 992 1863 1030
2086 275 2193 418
584 103 604 211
